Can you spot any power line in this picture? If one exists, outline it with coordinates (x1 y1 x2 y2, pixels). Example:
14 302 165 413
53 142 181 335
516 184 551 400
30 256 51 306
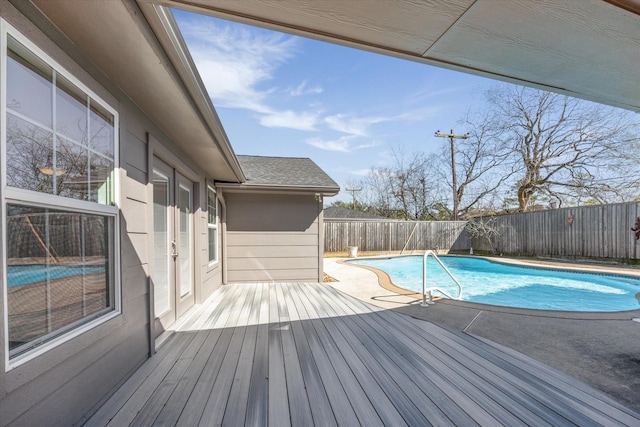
435 129 469 220
344 187 362 210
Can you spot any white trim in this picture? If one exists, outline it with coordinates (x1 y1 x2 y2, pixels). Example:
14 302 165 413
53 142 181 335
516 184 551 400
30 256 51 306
207 184 219 267
1 20 121 370
1 19 9 373
7 310 120 370
4 187 119 215
177 180 193 298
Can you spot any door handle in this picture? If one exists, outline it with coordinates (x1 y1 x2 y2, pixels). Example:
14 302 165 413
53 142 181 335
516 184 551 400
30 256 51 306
171 240 178 260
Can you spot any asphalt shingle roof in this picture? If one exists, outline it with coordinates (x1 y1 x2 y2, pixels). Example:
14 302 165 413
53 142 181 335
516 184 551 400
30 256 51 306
237 155 339 191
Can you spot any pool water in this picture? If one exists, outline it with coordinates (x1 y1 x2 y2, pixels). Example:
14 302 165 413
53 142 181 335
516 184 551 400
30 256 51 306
347 256 640 312
8 265 106 287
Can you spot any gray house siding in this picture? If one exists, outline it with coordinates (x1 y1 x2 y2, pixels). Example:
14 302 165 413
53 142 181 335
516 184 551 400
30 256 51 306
0 8 149 423
225 192 322 282
0 3 222 425
0 2 334 425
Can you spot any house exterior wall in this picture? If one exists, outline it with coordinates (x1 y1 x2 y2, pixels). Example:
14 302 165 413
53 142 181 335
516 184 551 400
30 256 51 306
0 3 222 425
225 191 323 282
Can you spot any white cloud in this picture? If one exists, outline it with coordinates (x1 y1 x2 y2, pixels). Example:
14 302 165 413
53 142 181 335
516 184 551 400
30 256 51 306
259 110 319 131
179 17 331 132
350 168 373 176
354 140 382 149
180 17 296 113
306 136 355 152
289 80 323 96
324 113 402 137
177 14 442 141
306 135 379 152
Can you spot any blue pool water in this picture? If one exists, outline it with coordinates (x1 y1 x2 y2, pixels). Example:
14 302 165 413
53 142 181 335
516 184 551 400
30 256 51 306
347 256 640 312
8 265 105 287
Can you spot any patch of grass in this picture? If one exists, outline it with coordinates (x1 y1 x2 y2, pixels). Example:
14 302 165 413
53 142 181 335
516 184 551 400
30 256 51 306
323 273 338 282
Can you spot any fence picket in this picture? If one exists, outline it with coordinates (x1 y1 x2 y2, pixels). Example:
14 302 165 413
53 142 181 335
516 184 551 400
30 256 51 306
325 201 640 260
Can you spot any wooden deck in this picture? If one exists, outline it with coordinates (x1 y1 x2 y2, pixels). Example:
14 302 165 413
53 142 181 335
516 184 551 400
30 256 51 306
86 282 640 426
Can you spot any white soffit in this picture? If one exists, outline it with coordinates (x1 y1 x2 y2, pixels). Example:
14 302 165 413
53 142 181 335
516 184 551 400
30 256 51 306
160 0 640 112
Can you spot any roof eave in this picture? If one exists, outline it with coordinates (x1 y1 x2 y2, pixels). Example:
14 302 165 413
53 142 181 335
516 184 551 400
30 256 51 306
137 1 246 182
216 182 340 196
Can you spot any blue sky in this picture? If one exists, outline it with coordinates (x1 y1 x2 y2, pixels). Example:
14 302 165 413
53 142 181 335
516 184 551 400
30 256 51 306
173 9 509 203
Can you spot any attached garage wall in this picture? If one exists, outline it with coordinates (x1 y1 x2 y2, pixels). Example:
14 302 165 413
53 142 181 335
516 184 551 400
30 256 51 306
225 192 322 282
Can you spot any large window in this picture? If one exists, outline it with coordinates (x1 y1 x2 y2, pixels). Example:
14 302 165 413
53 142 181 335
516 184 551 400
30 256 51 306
6 36 115 204
207 186 218 265
2 27 119 362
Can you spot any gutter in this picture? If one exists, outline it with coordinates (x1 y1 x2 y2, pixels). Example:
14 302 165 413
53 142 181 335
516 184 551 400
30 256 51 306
216 182 340 197
137 2 246 182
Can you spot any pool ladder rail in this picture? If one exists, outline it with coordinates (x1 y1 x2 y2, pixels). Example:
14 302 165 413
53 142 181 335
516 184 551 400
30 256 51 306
421 250 463 307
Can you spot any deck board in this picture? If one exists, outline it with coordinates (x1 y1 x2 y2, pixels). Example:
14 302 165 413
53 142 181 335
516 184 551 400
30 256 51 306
295 284 386 427
86 282 640 427
322 284 561 426
289 283 361 426
245 283 270 427
300 286 408 426
273 283 313 427
266 284 290 427
281 283 338 427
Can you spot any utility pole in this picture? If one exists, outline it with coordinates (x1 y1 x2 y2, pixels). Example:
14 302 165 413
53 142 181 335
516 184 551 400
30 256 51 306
435 129 468 221
344 187 362 210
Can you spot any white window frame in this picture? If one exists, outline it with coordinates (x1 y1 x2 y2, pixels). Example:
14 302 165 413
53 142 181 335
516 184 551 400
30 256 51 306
207 185 218 266
1 20 121 370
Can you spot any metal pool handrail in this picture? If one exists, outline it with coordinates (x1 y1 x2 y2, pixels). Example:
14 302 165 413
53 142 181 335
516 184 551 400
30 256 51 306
421 250 463 307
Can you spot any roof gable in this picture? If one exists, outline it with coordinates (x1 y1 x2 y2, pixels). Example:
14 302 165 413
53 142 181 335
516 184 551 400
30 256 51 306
236 155 339 193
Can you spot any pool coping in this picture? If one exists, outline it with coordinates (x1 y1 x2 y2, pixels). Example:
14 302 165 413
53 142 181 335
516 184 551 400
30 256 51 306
331 254 640 320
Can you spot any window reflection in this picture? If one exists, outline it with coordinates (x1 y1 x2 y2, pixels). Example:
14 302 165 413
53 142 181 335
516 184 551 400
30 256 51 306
56 74 88 143
90 102 115 159
6 114 55 193
90 156 115 205
6 204 113 356
55 136 89 198
4 31 118 361
6 42 53 128
5 35 115 206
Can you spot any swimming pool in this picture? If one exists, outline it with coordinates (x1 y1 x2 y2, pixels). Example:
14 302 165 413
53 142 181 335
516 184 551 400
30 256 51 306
347 256 640 312
7 265 106 287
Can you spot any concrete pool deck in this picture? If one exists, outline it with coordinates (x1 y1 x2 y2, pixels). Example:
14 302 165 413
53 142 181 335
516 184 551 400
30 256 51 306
324 256 640 413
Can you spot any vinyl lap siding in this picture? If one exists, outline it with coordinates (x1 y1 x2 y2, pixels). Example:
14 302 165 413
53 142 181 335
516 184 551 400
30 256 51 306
225 193 320 282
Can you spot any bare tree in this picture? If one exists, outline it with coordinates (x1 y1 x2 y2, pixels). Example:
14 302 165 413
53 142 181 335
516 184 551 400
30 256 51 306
434 110 516 217
483 86 640 211
466 216 505 255
6 114 112 202
360 150 445 220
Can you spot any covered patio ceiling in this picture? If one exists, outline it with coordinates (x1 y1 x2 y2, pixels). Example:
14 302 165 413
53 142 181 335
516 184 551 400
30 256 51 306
153 0 640 112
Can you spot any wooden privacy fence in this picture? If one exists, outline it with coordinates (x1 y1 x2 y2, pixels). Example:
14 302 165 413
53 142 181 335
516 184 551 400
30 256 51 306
470 202 640 260
324 220 470 253
7 211 108 260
